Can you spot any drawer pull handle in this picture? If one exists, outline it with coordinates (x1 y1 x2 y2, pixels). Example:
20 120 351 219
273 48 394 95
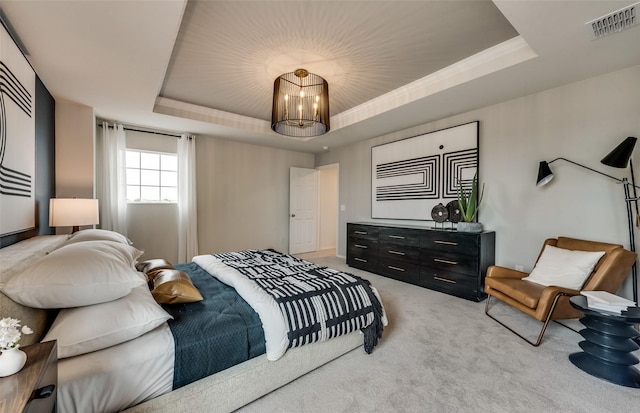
434 240 458 246
387 265 406 272
434 258 458 265
388 250 405 256
355 244 368 249
354 258 368 263
434 276 456 284
354 231 368 235
388 235 406 239
32 384 55 400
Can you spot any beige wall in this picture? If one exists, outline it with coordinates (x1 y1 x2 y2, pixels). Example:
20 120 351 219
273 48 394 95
196 136 314 254
55 99 95 198
316 65 640 299
127 203 178 262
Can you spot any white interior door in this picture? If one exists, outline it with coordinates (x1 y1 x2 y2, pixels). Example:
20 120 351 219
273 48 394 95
318 165 339 251
289 167 318 254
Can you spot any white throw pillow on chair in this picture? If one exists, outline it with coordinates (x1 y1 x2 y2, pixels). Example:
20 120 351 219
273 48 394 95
523 244 606 290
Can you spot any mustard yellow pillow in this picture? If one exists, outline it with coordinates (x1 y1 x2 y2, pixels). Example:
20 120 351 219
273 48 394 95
151 269 203 304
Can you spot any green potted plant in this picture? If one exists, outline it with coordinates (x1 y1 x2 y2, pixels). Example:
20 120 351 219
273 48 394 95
457 172 484 232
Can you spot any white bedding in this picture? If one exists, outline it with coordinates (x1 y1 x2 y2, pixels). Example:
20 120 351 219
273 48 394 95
57 323 175 413
193 254 290 360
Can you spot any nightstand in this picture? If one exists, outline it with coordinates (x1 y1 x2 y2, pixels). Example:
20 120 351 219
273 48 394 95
0 340 57 413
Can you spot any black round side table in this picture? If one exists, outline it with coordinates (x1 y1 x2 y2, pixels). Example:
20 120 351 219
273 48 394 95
569 295 640 388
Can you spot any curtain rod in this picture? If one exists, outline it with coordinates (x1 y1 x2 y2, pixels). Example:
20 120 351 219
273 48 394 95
98 123 183 138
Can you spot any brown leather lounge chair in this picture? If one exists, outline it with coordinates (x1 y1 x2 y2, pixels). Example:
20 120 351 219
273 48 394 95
484 236 637 346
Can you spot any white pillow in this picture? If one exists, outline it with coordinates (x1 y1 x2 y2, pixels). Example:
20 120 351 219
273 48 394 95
523 245 606 290
65 229 132 245
43 286 172 358
1 241 146 308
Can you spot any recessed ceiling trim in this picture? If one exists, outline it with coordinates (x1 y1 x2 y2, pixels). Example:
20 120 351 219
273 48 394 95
331 36 537 131
153 96 271 134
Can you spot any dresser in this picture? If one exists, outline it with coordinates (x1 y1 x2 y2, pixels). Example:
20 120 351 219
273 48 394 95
0 340 57 413
347 223 495 301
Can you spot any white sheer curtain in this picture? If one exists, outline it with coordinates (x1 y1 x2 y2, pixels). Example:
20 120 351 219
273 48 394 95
99 121 128 236
177 134 199 262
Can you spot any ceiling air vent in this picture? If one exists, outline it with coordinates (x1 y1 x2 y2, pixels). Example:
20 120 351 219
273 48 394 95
586 2 638 39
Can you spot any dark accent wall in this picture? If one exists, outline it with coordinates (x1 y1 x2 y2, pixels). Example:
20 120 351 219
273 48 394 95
0 76 55 248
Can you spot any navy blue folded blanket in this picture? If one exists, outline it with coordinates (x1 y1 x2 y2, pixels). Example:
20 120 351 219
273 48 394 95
164 262 265 389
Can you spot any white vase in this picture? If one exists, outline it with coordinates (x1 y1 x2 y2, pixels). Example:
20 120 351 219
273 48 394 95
0 347 27 377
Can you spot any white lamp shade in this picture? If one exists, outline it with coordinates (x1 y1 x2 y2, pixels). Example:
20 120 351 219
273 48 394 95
49 198 99 227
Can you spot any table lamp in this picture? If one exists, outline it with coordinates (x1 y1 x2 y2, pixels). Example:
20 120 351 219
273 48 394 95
49 198 99 233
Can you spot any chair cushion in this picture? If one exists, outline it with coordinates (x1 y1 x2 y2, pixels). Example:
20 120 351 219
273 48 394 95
486 277 546 309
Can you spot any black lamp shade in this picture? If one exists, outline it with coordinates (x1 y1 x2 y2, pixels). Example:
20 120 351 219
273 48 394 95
536 161 554 186
601 137 637 168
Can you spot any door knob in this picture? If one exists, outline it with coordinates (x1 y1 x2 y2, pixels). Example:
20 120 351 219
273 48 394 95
291 213 296 217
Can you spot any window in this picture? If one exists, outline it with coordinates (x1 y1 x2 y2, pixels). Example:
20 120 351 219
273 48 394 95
126 150 178 203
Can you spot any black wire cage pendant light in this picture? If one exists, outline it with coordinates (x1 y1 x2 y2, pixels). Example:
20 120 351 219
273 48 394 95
271 69 330 138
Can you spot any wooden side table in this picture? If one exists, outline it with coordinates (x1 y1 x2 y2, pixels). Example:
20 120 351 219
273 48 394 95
0 340 57 413
569 296 640 388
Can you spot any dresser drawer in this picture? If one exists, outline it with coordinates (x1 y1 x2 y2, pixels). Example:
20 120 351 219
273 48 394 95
379 227 421 247
377 258 419 284
419 267 482 300
421 249 478 277
347 224 379 241
347 255 378 272
378 243 421 263
347 236 378 255
421 231 479 254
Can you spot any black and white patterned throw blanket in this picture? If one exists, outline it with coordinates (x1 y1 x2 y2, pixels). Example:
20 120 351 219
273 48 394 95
211 249 384 353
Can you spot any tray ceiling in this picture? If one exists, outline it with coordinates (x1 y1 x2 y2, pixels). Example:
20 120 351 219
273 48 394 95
161 1 518 121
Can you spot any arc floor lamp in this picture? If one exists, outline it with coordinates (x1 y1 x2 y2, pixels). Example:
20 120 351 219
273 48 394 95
537 137 639 305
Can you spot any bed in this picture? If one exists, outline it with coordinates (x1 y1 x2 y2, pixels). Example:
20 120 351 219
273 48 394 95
0 231 386 412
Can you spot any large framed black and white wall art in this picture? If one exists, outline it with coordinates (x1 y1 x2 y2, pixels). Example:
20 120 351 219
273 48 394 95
0 22 36 235
371 121 479 220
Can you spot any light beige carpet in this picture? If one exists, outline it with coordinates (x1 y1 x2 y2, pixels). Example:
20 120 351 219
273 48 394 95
237 256 639 413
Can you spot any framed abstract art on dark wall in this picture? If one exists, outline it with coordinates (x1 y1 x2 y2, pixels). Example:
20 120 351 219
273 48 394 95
0 21 36 235
371 121 479 220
